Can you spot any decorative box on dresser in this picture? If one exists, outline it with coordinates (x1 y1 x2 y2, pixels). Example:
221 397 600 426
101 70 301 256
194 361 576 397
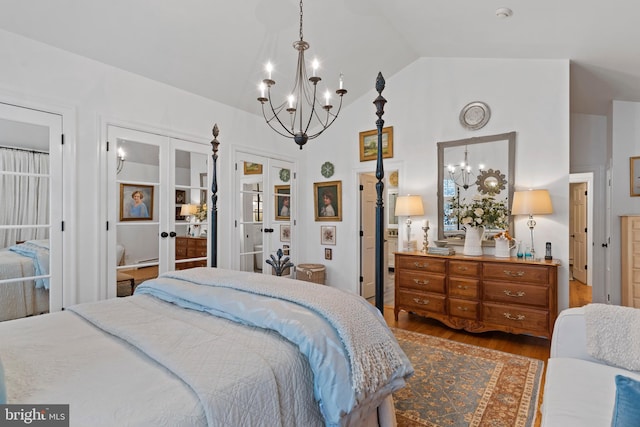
175 236 208 270
621 215 640 308
394 252 559 339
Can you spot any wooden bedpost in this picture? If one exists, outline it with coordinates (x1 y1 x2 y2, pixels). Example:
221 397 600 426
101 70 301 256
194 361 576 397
373 73 387 312
210 124 220 267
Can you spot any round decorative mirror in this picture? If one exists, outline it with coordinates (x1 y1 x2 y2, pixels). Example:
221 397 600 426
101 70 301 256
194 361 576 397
475 169 506 195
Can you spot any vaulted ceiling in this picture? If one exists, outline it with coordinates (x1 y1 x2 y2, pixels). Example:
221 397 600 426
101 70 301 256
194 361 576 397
1 0 638 117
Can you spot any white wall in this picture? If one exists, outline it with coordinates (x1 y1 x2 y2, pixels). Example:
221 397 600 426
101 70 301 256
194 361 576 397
0 28 293 304
300 58 572 310
610 101 640 304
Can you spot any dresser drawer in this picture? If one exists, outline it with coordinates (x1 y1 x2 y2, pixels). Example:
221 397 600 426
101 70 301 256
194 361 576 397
448 298 479 320
448 277 479 299
187 247 208 258
398 271 446 293
396 255 446 274
176 246 188 258
397 290 446 314
483 281 548 307
449 260 481 278
482 302 548 333
483 263 550 284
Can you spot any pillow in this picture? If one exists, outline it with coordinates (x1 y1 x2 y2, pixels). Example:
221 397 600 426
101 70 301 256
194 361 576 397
611 375 640 427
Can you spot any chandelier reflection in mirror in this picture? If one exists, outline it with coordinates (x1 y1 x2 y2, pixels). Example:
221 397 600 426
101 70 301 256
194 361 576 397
446 146 484 190
257 0 347 149
116 147 126 175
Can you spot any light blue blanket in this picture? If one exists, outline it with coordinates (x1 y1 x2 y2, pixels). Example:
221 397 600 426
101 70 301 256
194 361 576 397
0 358 6 404
9 240 49 289
135 267 413 426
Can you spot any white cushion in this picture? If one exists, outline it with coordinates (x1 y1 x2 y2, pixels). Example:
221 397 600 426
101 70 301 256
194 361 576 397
542 358 640 427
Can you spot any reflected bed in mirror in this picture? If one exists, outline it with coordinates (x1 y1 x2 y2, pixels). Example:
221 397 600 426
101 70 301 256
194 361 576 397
437 131 516 246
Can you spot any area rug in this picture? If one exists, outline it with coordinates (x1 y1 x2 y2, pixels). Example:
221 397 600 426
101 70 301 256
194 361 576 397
392 328 544 427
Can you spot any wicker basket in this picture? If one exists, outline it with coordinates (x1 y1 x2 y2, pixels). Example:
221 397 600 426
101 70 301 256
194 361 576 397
296 263 326 285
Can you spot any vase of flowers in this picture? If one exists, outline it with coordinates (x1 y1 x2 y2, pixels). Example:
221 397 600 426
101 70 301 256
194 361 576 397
448 195 509 256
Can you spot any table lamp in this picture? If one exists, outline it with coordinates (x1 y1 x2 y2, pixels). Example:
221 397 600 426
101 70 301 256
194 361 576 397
395 195 424 251
511 189 553 260
180 204 197 236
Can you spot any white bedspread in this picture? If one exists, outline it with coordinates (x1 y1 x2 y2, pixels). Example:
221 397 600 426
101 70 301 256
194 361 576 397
1 295 323 426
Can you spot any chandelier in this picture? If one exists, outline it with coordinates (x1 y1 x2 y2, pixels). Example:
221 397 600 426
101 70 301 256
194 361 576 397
447 146 483 190
116 147 126 175
257 0 347 149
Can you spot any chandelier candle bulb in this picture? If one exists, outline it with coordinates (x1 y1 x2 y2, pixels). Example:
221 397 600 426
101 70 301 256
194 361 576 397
312 59 318 77
339 74 343 90
266 62 273 80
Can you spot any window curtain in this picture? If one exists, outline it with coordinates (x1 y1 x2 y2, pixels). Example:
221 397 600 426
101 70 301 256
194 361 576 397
0 147 50 248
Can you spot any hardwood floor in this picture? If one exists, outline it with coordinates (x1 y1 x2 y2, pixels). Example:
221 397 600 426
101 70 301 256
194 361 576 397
383 280 591 427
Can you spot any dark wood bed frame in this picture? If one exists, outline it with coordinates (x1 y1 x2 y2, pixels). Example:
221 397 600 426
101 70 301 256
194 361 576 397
209 73 388 312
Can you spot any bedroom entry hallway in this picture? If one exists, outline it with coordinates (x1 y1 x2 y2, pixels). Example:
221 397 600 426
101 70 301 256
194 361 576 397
0 101 66 321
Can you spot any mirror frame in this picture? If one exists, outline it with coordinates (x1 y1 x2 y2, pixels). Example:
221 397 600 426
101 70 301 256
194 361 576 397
437 131 516 244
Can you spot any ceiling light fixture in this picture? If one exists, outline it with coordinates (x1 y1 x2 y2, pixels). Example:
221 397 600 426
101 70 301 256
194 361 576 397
447 146 485 190
495 7 513 19
257 0 347 149
116 147 126 174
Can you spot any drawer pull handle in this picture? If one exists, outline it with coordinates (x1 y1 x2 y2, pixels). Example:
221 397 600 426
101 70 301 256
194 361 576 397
456 266 469 271
456 306 468 311
457 285 468 290
413 279 430 285
413 262 429 269
503 312 525 321
503 290 526 298
503 270 525 277
413 298 430 305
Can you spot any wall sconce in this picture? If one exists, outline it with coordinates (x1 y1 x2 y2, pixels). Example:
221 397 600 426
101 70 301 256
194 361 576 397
395 195 425 251
511 189 553 260
116 147 126 175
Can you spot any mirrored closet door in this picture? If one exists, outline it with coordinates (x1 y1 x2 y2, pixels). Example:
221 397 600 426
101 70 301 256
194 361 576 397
0 102 63 321
107 125 210 298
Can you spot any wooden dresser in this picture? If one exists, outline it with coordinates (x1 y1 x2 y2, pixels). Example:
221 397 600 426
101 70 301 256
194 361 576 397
394 252 559 339
175 236 207 270
621 215 640 308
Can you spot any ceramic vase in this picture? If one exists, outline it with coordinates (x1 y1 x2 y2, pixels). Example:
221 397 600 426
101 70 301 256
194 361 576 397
495 236 516 258
463 225 484 256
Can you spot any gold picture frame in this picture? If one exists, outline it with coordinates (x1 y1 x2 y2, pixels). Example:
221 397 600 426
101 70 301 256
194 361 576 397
120 183 154 221
244 162 263 175
631 156 640 197
314 181 342 221
274 185 290 220
359 126 393 162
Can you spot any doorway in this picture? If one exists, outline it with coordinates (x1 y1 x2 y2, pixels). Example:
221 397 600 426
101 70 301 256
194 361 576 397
569 172 593 307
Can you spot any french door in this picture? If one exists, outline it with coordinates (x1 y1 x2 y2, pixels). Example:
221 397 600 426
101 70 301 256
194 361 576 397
235 152 295 275
0 102 63 320
106 125 210 298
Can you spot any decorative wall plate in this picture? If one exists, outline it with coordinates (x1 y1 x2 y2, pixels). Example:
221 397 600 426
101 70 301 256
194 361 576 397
279 168 290 182
459 101 491 130
321 161 334 178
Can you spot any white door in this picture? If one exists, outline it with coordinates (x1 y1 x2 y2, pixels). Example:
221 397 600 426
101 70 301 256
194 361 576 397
360 173 377 299
234 153 295 275
107 126 210 298
0 102 64 319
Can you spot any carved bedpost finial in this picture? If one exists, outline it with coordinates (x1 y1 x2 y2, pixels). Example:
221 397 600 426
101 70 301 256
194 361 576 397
211 123 220 155
210 123 220 268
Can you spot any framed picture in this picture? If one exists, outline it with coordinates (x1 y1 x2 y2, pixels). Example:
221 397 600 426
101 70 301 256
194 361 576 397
200 173 208 205
244 162 263 175
631 156 640 197
275 185 291 220
175 189 186 204
282 244 290 256
321 225 336 245
280 224 291 242
120 183 154 221
314 181 342 221
324 248 332 260
175 206 186 221
359 126 393 162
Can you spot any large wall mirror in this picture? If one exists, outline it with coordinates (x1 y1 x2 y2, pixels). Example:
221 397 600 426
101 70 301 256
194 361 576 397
437 131 516 244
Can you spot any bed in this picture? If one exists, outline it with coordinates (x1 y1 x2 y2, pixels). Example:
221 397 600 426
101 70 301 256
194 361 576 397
0 240 50 322
0 267 413 426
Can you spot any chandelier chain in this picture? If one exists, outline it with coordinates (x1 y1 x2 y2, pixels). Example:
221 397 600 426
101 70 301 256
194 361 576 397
299 0 304 41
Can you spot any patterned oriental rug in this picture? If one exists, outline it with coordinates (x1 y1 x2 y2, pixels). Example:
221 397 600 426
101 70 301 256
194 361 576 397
392 328 544 427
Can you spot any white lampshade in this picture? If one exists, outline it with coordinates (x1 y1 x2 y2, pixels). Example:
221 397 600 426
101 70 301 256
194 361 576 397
180 204 197 216
395 195 425 217
511 189 553 216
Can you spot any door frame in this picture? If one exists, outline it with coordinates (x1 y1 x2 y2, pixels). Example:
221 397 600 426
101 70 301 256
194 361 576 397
354 160 403 299
569 172 593 287
0 92 76 311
